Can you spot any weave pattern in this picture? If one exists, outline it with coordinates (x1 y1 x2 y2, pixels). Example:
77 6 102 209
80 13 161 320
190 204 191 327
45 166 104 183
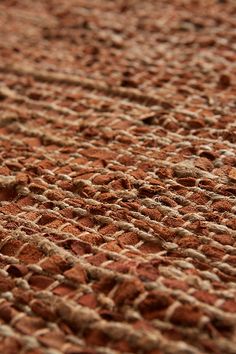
0 1 236 353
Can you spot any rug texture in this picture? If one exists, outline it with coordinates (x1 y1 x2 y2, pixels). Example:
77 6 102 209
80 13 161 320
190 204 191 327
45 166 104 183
0 1 236 353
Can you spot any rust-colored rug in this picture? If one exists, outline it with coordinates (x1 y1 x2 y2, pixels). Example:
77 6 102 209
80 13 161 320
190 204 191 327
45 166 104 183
0 1 236 353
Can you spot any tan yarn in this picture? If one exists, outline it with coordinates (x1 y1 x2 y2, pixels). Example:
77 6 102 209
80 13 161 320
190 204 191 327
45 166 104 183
0 1 236 354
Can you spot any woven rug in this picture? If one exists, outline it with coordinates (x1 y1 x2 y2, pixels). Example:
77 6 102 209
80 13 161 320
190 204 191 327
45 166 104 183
0 1 236 353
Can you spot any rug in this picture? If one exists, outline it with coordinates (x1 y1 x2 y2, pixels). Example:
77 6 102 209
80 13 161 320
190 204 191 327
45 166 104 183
0 1 235 353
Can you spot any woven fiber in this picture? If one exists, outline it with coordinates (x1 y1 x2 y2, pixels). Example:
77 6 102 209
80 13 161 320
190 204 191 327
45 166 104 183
0 1 236 353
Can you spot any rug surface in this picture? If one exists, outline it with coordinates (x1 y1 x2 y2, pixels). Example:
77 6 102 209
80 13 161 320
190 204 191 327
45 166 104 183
0 1 236 353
